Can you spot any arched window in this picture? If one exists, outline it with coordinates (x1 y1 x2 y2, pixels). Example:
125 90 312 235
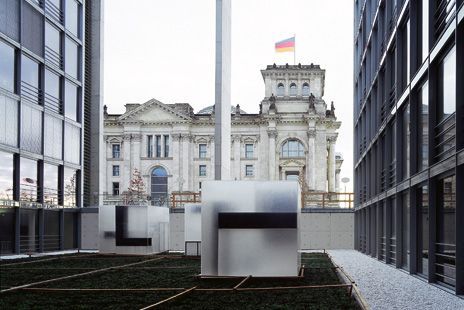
302 83 310 96
151 167 168 206
281 139 305 158
277 83 285 96
289 83 297 96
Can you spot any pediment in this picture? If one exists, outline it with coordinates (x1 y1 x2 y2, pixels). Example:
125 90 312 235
118 99 191 123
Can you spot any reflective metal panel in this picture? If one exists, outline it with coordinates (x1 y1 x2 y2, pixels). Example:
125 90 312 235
185 204 201 242
99 205 169 255
201 181 300 276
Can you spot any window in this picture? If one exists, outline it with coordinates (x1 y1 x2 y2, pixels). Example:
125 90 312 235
22 2 44 57
401 103 409 180
151 167 167 206
245 165 254 176
43 163 59 205
289 83 297 96
65 80 78 121
0 95 18 147
281 139 304 158
0 41 15 92
245 144 253 158
401 192 410 270
199 144 207 158
112 182 119 196
302 83 310 96
0 151 13 200
63 168 77 206
64 122 80 164
44 114 62 159
164 135 169 157
45 21 61 68
421 0 429 62
277 83 284 96
21 104 42 154
417 185 429 277
112 144 120 158
0 0 20 41
20 157 37 202
45 69 61 113
199 165 206 176
418 81 428 171
155 135 161 157
21 55 40 104
112 165 120 177
65 0 79 37
147 135 153 157
65 37 79 80
45 0 62 22
436 175 456 287
438 46 456 120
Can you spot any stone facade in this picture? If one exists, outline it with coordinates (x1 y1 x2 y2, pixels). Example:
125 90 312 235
103 64 342 202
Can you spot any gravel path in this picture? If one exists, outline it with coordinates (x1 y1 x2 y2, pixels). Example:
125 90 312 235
328 250 464 310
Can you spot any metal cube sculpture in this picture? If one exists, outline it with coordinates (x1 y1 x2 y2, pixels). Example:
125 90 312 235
201 181 300 277
99 205 169 255
184 203 202 256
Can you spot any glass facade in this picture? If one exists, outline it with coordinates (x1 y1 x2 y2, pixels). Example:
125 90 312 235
0 0 99 254
354 0 463 294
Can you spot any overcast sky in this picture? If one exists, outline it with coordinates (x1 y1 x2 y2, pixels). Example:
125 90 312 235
104 0 354 190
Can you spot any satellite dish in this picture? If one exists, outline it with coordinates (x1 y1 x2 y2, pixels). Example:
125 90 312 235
341 177 350 183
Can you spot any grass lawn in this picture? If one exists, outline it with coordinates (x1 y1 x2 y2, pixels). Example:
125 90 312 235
0 252 360 309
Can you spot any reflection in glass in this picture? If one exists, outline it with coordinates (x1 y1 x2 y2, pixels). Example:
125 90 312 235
436 175 456 287
0 41 15 92
402 104 409 179
417 185 429 277
20 157 37 202
419 82 428 170
421 0 428 62
401 192 409 270
21 55 40 104
281 139 304 158
45 69 61 113
63 167 77 207
65 37 78 79
43 163 59 205
0 151 13 200
45 21 61 64
439 46 456 119
199 144 206 158
245 144 253 158
0 95 18 147
389 198 396 265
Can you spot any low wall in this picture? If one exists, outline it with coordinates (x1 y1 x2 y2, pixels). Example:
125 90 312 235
79 208 354 251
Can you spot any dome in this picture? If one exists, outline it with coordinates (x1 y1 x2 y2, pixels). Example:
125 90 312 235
197 105 247 115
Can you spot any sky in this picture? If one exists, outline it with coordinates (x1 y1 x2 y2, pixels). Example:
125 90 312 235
104 0 354 191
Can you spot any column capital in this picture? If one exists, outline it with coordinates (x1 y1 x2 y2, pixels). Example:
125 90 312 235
267 130 278 139
122 134 132 141
172 134 182 142
232 134 241 142
327 136 337 144
307 130 316 139
131 134 142 142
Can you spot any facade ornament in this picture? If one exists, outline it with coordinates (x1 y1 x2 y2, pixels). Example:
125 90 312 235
309 93 315 109
235 104 241 116
122 134 132 141
232 134 241 142
172 134 182 142
327 136 337 144
103 105 108 119
267 130 278 139
307 130 316 139
131 134 142 141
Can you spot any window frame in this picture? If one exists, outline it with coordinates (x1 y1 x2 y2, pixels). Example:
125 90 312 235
199 165 207 176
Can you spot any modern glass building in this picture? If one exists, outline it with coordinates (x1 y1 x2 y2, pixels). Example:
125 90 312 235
353 0 463 294
0 0 103 254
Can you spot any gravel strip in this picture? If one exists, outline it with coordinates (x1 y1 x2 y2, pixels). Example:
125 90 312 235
328 250 464 310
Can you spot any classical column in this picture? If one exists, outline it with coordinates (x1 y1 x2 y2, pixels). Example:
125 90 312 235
132 134 141 173
268 130 277 180
232 135 241 180
315 129 327 191
181 134 190 191
307 130 316 190
172 134 181 191
122 134 132 191
327 137 336 193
